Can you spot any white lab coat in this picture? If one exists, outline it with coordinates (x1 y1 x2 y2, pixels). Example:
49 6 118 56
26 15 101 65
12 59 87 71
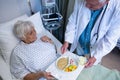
65 0 120 64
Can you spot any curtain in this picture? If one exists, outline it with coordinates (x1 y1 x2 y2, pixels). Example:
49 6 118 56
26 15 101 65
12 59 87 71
52 0 75 43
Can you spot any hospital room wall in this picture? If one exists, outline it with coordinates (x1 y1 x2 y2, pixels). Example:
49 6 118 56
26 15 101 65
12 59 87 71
0 0 41 23
29 0 42 14
0 0 31 23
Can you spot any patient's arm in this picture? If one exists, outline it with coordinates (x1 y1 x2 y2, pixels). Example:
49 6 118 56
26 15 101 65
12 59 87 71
40 35 53 44
23 71 54 80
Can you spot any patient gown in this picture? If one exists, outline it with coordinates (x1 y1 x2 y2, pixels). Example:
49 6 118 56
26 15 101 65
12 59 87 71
10 37 57 80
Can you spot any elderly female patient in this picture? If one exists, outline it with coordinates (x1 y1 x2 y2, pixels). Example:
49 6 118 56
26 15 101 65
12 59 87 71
10 21 58 80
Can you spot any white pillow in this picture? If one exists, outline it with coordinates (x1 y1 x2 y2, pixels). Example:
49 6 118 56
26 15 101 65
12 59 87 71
0 12 45 64
25 12 45 34
0 14 28 64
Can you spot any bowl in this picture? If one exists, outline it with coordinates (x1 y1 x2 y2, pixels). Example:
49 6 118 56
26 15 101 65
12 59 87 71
56 56 78 72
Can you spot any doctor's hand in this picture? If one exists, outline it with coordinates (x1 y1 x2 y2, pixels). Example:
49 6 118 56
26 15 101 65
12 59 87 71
85 56 96 68
61 41 69 54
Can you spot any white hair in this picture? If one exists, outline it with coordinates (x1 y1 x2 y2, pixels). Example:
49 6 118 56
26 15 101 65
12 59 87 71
13 21 34 39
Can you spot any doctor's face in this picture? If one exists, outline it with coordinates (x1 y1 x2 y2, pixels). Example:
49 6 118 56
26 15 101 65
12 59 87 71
85 0 108 10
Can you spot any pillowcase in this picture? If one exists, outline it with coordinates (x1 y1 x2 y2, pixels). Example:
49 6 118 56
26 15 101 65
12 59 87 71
25 12 45 34
0 12 45 64
0 14 28 63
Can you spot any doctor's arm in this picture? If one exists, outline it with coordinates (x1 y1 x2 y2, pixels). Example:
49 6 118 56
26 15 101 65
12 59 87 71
61 0 80 53
86 10 120 67
85 26 120 67
85 28 120 68
95 25 120 59
61 20 76 54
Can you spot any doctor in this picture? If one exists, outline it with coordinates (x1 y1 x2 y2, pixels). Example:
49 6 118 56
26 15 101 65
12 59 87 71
61 0 120 68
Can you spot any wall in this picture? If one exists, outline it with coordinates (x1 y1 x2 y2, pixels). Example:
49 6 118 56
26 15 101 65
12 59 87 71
30 0 42 13
0 0 31 23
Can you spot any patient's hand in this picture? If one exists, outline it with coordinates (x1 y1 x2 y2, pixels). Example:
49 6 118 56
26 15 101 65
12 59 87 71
40 36 53 44
43 72 55 80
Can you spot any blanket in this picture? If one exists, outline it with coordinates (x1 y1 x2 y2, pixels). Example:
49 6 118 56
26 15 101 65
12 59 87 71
77 64 120 80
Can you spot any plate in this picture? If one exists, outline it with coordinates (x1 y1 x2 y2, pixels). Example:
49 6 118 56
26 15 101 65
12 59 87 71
56 56 78 72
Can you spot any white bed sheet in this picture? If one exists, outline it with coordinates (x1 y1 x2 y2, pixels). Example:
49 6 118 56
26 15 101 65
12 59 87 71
0 55 12 80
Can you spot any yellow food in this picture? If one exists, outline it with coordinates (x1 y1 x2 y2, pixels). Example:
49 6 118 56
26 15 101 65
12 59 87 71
64 65 77 72
57 57 68 70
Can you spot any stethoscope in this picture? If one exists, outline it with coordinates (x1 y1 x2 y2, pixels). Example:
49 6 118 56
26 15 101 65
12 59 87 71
92 4 108 43
75 3 108 46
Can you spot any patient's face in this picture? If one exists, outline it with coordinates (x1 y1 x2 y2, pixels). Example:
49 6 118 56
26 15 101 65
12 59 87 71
23 27 37 44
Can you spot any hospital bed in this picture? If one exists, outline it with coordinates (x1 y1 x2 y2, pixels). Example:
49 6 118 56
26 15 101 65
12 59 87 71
0 0 63 79
0 11 63 80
